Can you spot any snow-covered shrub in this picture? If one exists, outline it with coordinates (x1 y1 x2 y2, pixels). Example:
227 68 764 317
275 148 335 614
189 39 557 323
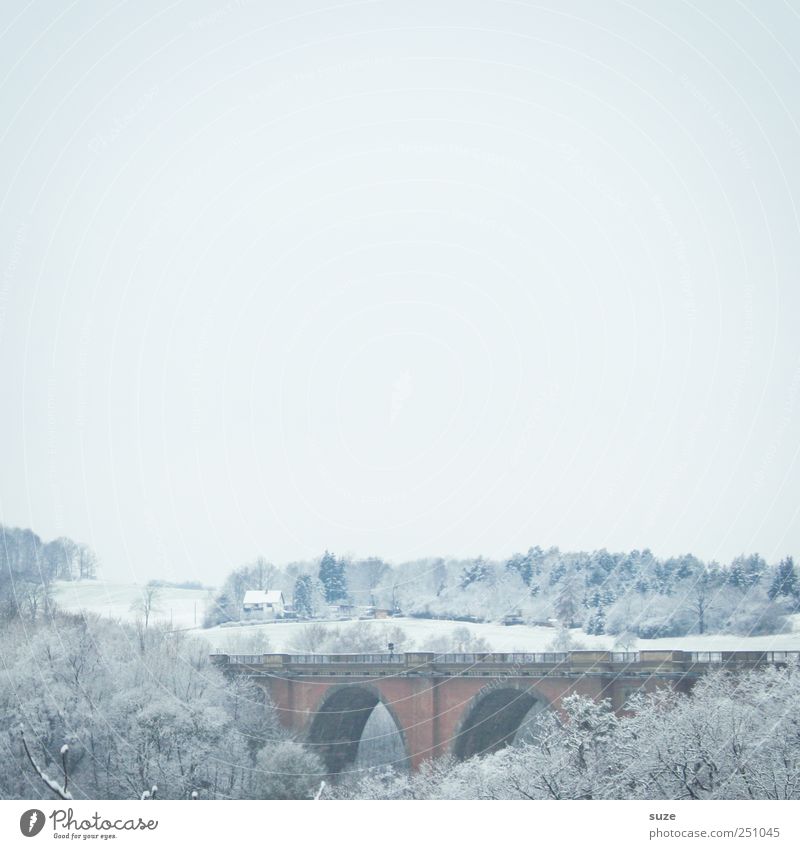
632 603 695 638
722 597 790 636
420 628 492 654
249 741 325 800
545 627 586 651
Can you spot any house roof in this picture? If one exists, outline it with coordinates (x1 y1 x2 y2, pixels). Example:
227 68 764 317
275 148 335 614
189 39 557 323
242 590 284 605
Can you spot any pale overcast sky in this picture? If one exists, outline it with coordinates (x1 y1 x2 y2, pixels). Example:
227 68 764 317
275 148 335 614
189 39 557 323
2 1 799 583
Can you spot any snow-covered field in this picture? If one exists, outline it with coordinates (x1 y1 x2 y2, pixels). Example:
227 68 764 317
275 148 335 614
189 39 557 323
52 580 211 629
200 615 800 654
54 580 800 654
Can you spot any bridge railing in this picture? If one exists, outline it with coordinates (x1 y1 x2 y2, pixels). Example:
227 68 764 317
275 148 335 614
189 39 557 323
291 653 405 664
687 651 800 665
430 652 570 665
210 649 800 671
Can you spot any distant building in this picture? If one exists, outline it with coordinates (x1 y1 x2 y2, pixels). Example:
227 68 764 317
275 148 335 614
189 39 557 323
326 602 355 619
242 590 285 617
356 606 392 620
501 612 524 626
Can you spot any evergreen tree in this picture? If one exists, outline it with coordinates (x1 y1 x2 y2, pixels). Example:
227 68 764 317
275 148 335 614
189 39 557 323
460 557 491 589
506 552 530 584
587 549 616 587
585 607 606 635
728 554 766 590
293 574 316 618
549 561 567 586
506 547 542 586
203 591 234 627
676 554 701 580
318 551 347 602
768 557 798 604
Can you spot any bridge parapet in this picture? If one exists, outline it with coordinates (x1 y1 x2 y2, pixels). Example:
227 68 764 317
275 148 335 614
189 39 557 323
209 649 800 676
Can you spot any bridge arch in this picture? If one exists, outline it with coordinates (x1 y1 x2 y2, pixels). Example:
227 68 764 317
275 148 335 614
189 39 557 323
453 685 549 761
306 684 408 776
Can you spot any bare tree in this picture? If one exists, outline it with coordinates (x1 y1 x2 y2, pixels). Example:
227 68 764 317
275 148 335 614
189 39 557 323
130 585 162 629
77 544 98 580
690 573 713 635
289 623 330 652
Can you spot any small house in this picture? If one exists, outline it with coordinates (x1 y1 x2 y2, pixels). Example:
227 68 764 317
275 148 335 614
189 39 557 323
242 590 285 618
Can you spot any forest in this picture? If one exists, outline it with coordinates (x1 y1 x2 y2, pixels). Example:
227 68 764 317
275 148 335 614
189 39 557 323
0 525 97 621
0 612 323 800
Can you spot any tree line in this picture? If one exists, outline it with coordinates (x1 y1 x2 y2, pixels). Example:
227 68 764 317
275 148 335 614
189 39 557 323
0 525 98 622
206 546 800 638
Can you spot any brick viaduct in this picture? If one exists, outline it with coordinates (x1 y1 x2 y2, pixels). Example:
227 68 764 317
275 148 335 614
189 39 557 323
211 649 798 776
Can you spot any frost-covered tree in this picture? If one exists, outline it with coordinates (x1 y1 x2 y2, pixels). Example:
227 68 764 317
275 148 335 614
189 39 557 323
318 550 347 602
506 547 544 586
289 622 330 652
727 554 766 590
0 526 64 621
585 607 606 635
293 574 316 618
688 572 713 634
768 556 799 607
203 542 793 638
329 621 383 652
287 622 413 654
450 626 487 652
39 536 98 581
130 584 162 629
554 567 583 628
545 626 586 652
459 557 491 589
0 613 297 800
249 741 325 800
722 588 789 636
346 557 390 605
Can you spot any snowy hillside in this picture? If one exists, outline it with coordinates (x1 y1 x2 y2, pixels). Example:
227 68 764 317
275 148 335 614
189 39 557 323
53 580 800 654
52 580 211 628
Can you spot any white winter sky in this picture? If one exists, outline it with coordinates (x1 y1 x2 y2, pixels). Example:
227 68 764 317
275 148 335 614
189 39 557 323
1 0 799 585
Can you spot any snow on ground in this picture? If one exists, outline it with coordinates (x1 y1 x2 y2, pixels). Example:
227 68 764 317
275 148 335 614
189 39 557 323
54 581 800 654
52 580 211 629
199 615 800 654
